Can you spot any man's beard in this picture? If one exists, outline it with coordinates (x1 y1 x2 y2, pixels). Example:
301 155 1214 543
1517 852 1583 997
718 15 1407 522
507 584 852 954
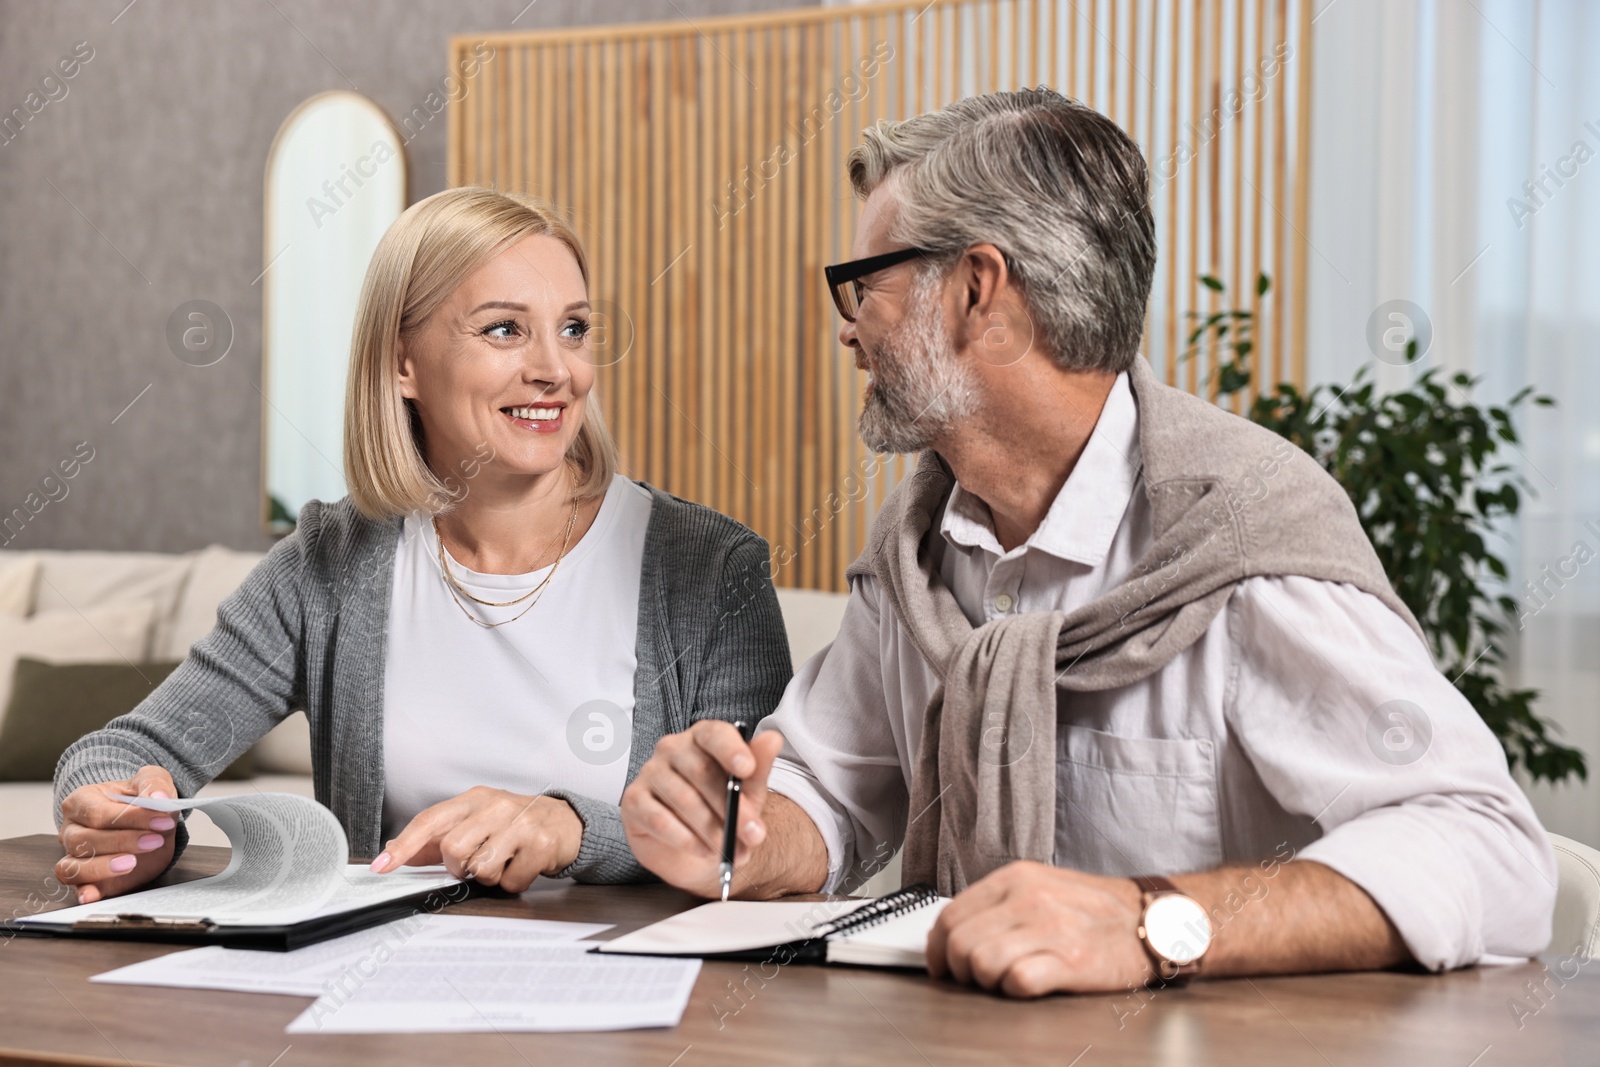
856 271 980 455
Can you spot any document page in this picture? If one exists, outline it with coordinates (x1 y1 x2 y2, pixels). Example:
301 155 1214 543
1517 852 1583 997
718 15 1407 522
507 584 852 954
91 915 614 996
19 793 455 927
286 943 702 1033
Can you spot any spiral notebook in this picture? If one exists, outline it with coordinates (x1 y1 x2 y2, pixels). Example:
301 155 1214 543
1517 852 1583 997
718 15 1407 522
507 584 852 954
595 885 949 968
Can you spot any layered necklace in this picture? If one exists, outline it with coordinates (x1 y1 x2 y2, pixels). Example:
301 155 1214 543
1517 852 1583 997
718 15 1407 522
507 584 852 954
432 484 582 629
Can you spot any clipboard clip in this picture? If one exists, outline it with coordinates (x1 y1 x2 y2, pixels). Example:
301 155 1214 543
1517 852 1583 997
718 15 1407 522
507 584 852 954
71 913 218 932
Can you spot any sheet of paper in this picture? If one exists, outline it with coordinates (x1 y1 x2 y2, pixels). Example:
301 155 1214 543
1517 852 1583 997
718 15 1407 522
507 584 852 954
286 944 702 1033
17 792 366 927
91 915 614 996
300 866 467 918
596 898 869 956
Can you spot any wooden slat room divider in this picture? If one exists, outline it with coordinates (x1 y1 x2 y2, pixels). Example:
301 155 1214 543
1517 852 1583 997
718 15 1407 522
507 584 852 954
449 0 1313 590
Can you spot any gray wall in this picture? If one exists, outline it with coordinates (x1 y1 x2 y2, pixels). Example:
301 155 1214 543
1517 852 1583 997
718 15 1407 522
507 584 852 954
0 0 796 553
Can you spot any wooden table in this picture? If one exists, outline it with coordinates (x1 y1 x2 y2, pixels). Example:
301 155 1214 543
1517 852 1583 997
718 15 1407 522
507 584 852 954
1 834 1596 1066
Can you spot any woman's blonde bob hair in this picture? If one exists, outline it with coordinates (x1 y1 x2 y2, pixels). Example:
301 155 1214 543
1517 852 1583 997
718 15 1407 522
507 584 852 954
344 186 620 520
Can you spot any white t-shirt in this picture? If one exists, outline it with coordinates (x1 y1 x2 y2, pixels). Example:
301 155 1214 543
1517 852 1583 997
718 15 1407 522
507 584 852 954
380 475 653 840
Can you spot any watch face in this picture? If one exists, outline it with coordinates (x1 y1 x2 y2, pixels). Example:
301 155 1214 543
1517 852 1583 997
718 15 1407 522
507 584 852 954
1143 895 1212 965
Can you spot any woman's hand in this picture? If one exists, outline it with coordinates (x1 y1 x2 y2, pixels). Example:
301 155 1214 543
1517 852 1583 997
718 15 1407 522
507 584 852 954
371 787 583 893
55 765 181 905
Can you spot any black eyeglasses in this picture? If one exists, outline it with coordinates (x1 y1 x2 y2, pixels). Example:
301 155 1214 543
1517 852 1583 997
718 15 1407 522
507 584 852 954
823 247 930 322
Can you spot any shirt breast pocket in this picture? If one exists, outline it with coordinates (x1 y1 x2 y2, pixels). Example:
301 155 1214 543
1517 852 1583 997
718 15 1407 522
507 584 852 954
1055 725 1221 877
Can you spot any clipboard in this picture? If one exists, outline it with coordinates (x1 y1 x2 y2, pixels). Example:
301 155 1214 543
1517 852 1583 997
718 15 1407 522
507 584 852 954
2 879 488 952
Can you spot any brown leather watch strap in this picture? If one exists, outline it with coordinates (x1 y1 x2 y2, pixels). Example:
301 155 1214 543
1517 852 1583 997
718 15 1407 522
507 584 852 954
1135 874 1182 896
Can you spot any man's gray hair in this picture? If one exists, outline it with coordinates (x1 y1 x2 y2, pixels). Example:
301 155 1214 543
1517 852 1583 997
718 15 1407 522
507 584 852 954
847 88 1155 375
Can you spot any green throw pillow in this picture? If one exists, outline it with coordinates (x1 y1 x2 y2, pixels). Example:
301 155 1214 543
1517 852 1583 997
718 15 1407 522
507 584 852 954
0 658 255 782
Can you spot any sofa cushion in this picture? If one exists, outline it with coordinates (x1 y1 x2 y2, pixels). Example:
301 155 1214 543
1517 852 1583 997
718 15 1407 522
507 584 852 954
157 545 266 660
29 550 194 658
253 712 315 775
0 555 39 616
0 659 256 782
0 601 156 724
773 588 851 670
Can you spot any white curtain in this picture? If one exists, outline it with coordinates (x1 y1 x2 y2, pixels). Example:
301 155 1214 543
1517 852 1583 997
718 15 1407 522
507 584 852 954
1308 0 1600 842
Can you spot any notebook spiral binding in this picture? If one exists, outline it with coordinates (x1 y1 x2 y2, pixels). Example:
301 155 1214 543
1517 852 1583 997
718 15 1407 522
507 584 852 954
816 884 940 939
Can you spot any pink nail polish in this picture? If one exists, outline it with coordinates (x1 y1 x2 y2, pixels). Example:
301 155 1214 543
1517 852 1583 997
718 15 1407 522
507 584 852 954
109 855 136 873
150 817 175 831
370 851 391 872
151 790 170 799
137 834 164 850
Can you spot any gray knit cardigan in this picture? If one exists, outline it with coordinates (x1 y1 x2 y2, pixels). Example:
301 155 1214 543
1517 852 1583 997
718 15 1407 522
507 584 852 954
52 485 794 883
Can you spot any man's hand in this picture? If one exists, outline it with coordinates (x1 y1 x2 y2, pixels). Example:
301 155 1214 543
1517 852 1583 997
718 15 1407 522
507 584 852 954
371 787 582 894
927 861 1152 998
621 720 787 897
56 765 181 905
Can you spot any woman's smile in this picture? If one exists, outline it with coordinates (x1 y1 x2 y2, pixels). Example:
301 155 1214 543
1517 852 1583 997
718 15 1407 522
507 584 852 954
501 402 566 433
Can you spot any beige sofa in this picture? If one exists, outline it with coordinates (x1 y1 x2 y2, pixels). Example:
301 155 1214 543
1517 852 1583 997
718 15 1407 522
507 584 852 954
0 547 851 852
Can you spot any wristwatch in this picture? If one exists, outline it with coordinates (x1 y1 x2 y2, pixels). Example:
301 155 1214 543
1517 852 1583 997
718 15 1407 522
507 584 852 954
1134 875 1212 983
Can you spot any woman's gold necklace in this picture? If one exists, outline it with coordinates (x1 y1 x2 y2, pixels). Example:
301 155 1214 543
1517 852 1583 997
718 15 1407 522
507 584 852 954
432 497 580 628
432 502 573 607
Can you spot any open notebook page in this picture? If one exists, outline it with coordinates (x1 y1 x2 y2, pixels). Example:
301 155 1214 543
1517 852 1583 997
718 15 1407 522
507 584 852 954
596 894 951 968
597 898 872 956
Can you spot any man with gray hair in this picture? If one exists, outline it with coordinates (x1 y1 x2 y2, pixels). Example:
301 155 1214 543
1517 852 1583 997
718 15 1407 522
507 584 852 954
622 89 1554 997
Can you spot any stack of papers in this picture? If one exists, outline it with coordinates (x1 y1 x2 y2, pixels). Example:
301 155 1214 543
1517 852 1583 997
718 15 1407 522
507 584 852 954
93 914 703 1033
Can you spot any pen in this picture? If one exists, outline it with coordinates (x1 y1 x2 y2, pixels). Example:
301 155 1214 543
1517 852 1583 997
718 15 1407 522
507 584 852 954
719 720 752 902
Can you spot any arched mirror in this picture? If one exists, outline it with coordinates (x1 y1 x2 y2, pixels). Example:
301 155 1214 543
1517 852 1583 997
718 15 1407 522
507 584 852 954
262 91 406 534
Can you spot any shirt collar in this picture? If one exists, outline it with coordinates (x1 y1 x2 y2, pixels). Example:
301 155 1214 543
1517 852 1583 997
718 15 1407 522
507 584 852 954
939 370 1142 566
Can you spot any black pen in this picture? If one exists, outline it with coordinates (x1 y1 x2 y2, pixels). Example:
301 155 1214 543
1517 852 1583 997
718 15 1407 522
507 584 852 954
719 720 752 902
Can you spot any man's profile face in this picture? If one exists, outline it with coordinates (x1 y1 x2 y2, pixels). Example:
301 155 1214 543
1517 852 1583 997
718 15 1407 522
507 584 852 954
843 185 979 454
839 187 918 363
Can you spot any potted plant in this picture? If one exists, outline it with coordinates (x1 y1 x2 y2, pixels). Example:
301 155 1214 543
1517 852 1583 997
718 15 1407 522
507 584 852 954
1185 274 1584 784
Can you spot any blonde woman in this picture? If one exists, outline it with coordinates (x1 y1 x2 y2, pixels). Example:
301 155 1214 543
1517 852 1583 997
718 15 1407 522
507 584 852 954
52 187 792 903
